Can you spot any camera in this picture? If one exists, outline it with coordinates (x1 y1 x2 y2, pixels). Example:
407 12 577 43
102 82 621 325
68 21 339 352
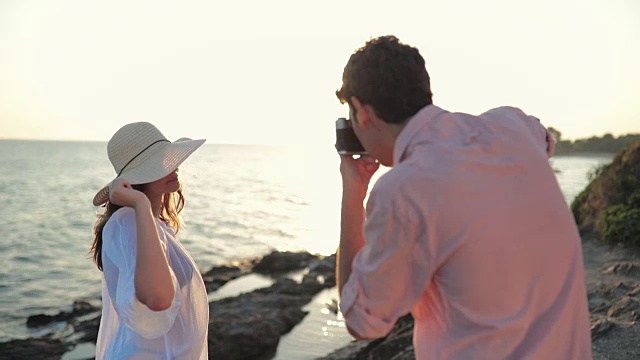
335 118 367 155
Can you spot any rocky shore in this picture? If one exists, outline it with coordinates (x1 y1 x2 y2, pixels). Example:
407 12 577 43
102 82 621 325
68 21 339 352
2 242 639 359
0 251 338 360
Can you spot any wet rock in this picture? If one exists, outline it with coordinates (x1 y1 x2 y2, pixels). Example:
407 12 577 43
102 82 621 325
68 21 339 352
0 252 344 359
318 315 415 360
307 254 337 288
73 313 101 343
0 338 68 360
0 252 335 359
3 251 337 360
260 277 322 296
0 300 101 360
325 298 339 315
206 254 337 359
26 300 98 328
208 278 320 359
202 260 255 293
26 314 59 328
308 254 337 274
252 251 319 275
317 341 371 360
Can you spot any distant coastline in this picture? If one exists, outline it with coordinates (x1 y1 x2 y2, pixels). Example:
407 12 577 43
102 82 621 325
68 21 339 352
3 132 640 155
549 128 640 155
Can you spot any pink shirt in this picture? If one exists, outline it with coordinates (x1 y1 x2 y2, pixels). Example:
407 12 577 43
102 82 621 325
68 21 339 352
340 105 593 359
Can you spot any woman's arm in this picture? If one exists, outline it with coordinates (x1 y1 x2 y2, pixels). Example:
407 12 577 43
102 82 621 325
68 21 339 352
110 179 176 311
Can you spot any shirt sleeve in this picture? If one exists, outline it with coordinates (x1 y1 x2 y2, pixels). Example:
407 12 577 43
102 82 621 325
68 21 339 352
340 182 434 340
486 107 556 158
102 209 183 339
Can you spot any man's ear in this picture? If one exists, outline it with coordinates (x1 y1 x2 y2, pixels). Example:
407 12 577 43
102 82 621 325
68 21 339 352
350 96 371 126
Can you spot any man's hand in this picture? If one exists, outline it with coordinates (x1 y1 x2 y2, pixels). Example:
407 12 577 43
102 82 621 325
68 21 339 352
340 155 380 198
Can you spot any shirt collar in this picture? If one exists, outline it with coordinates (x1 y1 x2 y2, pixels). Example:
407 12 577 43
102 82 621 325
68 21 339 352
393 104 446 164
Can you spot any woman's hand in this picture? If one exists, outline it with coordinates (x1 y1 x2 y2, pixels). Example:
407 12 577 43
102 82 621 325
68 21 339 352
109 178 148 208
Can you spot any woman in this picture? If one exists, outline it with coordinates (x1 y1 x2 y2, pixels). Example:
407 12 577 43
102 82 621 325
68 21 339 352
90 122 208 359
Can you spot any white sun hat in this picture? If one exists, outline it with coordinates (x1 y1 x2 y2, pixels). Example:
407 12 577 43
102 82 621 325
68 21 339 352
93 122 205 206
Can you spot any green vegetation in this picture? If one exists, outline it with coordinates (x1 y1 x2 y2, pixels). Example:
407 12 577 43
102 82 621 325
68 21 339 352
548 128 640 155
571 139 640 247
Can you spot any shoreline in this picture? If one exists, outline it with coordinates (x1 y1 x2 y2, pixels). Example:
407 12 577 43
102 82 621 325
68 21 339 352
2 235 639 359
0 251 351 360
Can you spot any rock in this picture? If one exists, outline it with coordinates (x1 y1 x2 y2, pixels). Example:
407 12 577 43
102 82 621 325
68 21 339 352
0 338 69 360
318 315 416 360
26 314 58 328
317 341 370 360
308 254 337 274
601 262 640 277
206 253 339 359
307 254 337 288
590 317 616 341
628 285 640 297
591 322 640 360
592 281 638 301
2 251 337 360
208 277 321 359
588 296 611 314
0 299 102 360
202 261 254 293
26 300 99 328
73 313 102 343
252 251 319 275
607 296 640 320
359 315 415 360
325 298 339 315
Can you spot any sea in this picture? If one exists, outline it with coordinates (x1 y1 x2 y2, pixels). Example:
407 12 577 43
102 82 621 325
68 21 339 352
0 140 613 359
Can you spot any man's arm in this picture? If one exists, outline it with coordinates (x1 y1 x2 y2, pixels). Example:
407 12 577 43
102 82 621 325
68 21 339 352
337 187 368 339
337 186 366 294
337 154 379 338
337 168 435 340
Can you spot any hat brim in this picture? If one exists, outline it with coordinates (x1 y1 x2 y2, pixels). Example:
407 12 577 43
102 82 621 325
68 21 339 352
92 138 205 206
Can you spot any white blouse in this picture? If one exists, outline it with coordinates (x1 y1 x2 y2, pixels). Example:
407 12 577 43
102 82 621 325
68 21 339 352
95 207 208 360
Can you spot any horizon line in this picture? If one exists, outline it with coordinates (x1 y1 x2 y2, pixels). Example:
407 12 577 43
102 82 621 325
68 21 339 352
0 137 326 147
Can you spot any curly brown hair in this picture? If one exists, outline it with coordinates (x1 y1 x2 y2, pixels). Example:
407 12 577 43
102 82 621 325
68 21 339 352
336 35 433 124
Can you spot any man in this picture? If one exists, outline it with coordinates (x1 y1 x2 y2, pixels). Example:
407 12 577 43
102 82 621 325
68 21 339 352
335 35 592 359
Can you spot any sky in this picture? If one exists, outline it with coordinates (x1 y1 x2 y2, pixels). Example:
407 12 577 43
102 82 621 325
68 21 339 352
0 0 638 145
